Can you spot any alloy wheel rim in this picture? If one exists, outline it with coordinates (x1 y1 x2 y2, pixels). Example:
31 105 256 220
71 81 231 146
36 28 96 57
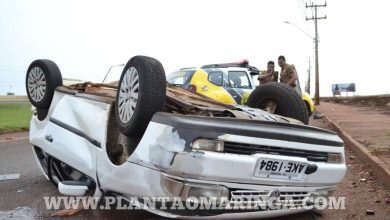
27 67 46 102
118 67 139 123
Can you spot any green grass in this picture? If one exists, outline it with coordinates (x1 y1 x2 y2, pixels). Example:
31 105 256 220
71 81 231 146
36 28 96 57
0 104 32 133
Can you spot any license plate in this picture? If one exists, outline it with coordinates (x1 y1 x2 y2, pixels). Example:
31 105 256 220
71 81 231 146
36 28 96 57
254 158 307 180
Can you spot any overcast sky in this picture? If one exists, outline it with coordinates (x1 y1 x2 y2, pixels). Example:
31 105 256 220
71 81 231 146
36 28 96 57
1 0 389 96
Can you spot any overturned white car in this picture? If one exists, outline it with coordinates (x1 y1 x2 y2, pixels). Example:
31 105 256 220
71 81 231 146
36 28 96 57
26 56 346 218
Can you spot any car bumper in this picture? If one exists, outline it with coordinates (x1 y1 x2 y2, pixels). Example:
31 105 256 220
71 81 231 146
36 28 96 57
128 112 346 187
99 162 333 218
145 204 308 219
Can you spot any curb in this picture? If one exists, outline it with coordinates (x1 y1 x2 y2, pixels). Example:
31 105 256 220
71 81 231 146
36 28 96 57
322 115 390 189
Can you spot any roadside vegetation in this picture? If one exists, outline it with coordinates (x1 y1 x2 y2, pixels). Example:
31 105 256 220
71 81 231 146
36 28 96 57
0 104 31 133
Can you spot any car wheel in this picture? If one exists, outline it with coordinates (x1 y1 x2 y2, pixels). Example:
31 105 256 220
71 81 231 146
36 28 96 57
246 82 309 124
115 56 166 137
26 59 63 116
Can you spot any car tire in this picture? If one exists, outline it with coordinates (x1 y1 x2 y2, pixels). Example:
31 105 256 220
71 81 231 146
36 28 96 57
26 59 63 110
246 82 309 124
115 56 166 137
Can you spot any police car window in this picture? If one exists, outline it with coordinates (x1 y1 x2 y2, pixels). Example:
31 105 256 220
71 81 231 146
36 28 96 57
228 71 251 89
167 70 195 85
208 71 223 86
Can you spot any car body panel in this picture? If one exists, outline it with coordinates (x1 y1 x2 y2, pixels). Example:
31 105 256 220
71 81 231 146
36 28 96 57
29 84 344 218
189 69 237 104
127 113 345 186
30 92 109 182
302 91 315 113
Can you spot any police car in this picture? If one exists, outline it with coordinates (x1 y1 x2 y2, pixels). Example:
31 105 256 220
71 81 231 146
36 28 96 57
168 60 314 124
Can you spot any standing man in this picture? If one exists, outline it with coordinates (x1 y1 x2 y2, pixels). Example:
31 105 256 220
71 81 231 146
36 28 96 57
278 55 298 88
258 61 278 85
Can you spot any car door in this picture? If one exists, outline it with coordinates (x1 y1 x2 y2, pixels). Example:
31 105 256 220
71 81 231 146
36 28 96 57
37 93 109 179
225 69 253 104
189 69 236 104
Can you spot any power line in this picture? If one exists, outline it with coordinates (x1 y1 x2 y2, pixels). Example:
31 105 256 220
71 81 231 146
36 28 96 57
296 0 313 37
0 85 24 88
0 81 24 84
301 0 308 18
0 68 25 72
308 0 315 20
306 1 327 105
296 0 307 21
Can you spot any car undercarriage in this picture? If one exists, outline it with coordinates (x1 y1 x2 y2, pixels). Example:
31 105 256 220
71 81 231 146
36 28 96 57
64 81 301 123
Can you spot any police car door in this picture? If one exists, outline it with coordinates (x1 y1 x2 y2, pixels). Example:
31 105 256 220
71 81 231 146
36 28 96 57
225 68 253 104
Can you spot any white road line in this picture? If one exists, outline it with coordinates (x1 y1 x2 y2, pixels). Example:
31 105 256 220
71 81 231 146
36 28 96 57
0 174 20 181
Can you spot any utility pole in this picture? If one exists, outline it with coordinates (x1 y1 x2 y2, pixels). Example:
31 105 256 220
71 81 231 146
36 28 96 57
306 2 326 105
306 57 311 94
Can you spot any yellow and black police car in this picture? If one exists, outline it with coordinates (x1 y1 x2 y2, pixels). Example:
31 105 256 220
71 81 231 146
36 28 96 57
168 61 314 124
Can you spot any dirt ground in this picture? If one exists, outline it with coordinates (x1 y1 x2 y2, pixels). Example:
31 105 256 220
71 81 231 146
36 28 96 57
321 95 390 111
309 117 390 219
315 100 390 177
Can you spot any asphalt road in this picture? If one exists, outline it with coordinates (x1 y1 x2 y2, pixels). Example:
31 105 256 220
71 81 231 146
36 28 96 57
0 133 316 219
0 134 160 219
0 127 389 219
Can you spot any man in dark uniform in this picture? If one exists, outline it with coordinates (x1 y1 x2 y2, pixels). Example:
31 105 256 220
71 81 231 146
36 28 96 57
258 61 279 85
278 55 298 88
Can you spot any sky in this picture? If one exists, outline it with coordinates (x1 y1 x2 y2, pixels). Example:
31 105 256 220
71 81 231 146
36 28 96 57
1 0 389 96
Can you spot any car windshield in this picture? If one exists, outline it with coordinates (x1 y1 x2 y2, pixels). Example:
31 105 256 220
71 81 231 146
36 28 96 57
167 69 196 85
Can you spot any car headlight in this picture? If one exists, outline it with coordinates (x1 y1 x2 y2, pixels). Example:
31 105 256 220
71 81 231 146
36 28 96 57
192 139 224 152
327 153 343 164
161 175 229 204
181 183 229 202
161 175 184 197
